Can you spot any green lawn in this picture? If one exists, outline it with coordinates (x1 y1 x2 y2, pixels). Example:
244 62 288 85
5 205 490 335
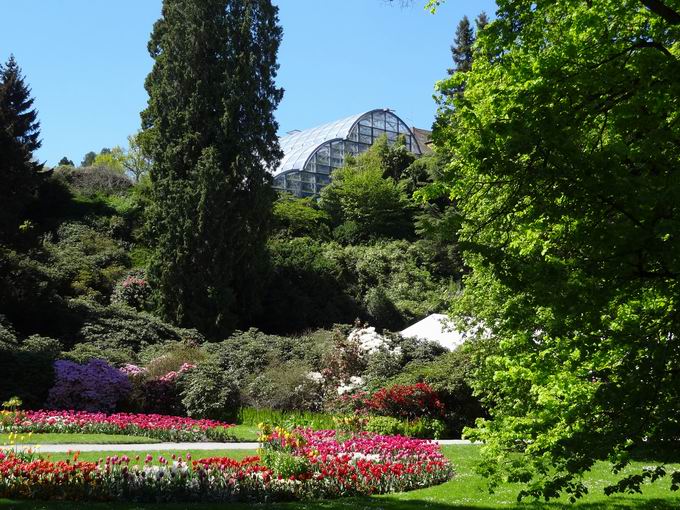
228 423 260 441
0 433 160 445
2 445 680 509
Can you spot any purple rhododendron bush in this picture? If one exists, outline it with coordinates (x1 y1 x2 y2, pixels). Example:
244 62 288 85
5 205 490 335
46 359 132 412
0 428 453 503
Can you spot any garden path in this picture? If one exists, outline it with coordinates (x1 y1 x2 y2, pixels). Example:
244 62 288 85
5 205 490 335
0 439 475 452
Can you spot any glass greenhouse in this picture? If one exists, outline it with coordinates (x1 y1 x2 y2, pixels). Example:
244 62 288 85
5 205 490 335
274 108 422 197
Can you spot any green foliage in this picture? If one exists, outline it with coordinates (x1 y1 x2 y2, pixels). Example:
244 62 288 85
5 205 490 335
0 334 62 408
237 407 337 430
365 415 446 439
93 146 126 173
431 0 680 500
260 237 359 332
260 238 458 333
181 360 240 422
272 194 331 239
209 328 333 385
320 137 414 243
44 221 130 303
260 449 312 478
69 299 203 353
61 343 135 366
365 415 404 435
143 0 282 338
245 360 324 412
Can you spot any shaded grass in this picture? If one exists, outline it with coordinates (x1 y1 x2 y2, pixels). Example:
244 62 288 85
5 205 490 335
0 434 159 445
2 445 680 509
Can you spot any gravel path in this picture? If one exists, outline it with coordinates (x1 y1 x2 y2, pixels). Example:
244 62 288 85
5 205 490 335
0 439 476 453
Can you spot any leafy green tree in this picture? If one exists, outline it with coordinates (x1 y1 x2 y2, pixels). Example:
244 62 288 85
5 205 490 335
80 151 96 167
141 0 283 337
58 157 74 167
272 194 331 239
0 55 41 243
320 137 414 243
93 146 125 173
123 132 152 183
431 0 680 500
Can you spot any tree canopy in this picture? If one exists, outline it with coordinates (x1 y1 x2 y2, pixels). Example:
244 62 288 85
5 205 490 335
430 0 680 501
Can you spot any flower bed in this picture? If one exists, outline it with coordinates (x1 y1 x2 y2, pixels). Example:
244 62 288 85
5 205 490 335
3 410 235 442
0 429 453 503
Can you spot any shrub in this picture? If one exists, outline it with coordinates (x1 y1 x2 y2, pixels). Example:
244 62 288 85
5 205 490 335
181 360 240 422
44 221 130 303
110 269 151 310
140 342 207 379
365 416 404 436
362 383 444 420
365 416 446 439
60 343 135 366
53 165 132 196
0 335 62 408
244 360 324 412
272 195 331 239
46 359 131 412
386 344 488 437
260 449 312 478
68 299 203 353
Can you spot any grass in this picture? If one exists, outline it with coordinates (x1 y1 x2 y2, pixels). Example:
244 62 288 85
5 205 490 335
228 423 260 441
2 445 680 509
0 433 159 445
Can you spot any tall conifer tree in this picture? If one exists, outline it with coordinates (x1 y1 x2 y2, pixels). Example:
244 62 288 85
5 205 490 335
0 55 41 243
141 0 283 337
448 15 475 75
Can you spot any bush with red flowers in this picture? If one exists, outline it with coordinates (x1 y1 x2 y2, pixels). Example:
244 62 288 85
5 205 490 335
361 382 445 420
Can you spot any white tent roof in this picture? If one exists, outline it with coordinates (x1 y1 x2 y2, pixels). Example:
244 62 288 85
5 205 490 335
399 314 467 351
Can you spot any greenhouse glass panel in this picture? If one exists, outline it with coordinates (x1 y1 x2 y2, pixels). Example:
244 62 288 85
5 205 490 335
359 125 372 136
372 110 385 129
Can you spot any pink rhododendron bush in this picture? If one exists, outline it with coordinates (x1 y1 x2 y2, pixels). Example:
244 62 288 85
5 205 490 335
0 428 453 503
3 410 235 442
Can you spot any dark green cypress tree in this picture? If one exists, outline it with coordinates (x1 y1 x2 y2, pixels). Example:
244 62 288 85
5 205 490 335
0 55 42 243
141 0 283 338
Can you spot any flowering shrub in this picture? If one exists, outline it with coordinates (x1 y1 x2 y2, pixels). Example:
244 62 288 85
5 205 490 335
111 271 151 310
0 429 452 503
361 383 444 420
46 359 132 412
3 410 235 442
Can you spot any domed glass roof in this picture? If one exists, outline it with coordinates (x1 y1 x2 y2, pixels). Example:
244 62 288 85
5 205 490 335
273 109 421 197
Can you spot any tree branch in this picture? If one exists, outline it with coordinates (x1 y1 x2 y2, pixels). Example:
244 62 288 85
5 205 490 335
639 0 680 24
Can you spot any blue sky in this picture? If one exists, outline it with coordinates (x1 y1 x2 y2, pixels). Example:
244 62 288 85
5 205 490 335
0 0 496 166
